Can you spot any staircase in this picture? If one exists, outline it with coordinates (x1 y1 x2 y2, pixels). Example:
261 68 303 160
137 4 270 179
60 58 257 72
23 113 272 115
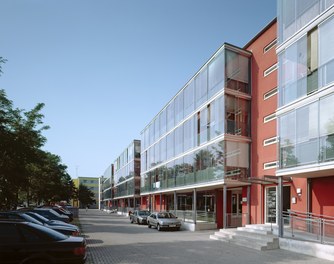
210 224 279 251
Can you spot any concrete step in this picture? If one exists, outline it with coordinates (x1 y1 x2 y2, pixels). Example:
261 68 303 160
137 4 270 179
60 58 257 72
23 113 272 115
211 228 279 251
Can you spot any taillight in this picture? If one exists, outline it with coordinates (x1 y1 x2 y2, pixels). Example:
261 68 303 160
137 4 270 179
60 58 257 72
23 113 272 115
73 246 86 256
72 230 80 236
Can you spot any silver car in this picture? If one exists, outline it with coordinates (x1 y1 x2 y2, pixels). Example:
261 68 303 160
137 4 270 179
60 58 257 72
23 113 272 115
147 212 181 231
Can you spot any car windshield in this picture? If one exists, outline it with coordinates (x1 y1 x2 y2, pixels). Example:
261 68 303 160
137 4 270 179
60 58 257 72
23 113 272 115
27 212 50 223
139 211 150 216
157 213 175 219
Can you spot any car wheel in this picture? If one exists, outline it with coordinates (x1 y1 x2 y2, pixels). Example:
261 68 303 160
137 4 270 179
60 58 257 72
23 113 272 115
148 222 151 228
137 219 140 225
157 224 161 231
130 218 133 224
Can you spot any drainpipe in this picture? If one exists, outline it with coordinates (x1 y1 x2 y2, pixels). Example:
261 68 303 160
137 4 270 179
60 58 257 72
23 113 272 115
247 185 251 225
278 176 283 237
223 185 227 229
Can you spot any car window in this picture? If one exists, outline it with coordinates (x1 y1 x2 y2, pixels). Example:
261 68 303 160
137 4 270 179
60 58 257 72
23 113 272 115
139 211 150 216
19 225 43 242
0 224 21 243
19 223 68 241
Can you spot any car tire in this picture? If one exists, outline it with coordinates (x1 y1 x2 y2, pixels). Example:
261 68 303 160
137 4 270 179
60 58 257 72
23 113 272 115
130 218 133 224
157 224 161 231
148 222 151 228
137 219 140 225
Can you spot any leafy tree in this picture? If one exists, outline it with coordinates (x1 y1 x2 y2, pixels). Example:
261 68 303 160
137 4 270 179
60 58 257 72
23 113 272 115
78 184 96 208
0 57 6 76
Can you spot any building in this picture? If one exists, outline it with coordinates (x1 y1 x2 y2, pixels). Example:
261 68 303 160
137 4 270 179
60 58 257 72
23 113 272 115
112 140 141 214
140 42 254 230
72 177 100 209
276 0 334 235
244 19 281 225
100 164 114 210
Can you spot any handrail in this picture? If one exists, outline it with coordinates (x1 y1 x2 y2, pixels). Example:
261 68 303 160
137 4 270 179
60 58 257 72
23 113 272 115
287 209 334 221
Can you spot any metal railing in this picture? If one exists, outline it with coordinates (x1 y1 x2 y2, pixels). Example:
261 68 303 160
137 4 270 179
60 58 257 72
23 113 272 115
282 210 334 245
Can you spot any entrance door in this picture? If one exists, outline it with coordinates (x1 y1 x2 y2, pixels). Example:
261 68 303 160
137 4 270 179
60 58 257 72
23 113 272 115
265 186 277 224
231 190 242 227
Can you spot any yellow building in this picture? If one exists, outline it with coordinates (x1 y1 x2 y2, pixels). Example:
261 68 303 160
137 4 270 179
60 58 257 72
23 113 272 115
72 177 100 209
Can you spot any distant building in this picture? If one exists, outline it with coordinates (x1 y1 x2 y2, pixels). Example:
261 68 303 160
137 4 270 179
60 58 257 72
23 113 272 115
100 164 114 210
72 177 100 209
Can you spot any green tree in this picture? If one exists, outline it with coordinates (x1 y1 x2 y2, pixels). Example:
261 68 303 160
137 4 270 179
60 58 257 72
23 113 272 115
78 184 96 208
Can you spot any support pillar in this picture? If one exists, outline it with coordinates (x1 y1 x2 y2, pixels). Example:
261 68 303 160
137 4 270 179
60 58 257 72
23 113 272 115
174 191 177 214
247 185 251 225
223 185 227 229
278 176 283 237
160 193 162 212
193 188 197 224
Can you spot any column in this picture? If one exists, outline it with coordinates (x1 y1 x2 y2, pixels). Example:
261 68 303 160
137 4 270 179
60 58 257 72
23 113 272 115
174 191 177 214
193 188 197 224
247 185 251 225
277 176 283 237
160 193 162 212
223 185 227 229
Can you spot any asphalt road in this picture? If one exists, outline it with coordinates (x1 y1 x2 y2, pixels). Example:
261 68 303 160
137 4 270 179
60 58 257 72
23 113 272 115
79 209 331 264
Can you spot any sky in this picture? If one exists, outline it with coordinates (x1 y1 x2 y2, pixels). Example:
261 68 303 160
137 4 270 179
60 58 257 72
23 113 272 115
0 0 277 178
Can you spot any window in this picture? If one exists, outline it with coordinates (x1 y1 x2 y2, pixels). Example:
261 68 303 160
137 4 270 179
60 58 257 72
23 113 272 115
264 39 277 53
264 87 278 100
264 161 278 170
264 113 276 123
264 63 278 77
264 137 278 146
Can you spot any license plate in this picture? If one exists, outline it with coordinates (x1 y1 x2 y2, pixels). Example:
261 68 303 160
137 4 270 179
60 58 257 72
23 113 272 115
169 224 176 227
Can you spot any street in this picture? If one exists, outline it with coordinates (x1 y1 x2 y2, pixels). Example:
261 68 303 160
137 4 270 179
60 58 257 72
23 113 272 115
80 209 331 264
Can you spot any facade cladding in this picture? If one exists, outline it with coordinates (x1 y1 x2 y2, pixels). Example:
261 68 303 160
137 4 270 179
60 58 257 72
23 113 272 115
277 1 334 217
112 140 141 210
140 44 252 228
100 164 113 209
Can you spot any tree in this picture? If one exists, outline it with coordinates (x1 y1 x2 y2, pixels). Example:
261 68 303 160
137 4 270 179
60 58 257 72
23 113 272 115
0 57 6 76
78 184 96 208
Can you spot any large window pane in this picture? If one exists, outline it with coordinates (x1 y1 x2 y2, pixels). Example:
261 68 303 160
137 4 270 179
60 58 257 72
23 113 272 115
184 116 195 151
198 107 208 145
184 81 195 118
279 35 307 106
320 93 334 136
174 125 183 156
167 101 174 132
279 111 297 168
160 136 167 162
184 153 195 185
174 91 184 125
154 117 160 142
225 50 250 94
208 50 224 99
166 131 174 160
319 15 334 88
210 95 224 139
160 109 167 136
225 141 249 180
195 68 208 108
175 157 185 187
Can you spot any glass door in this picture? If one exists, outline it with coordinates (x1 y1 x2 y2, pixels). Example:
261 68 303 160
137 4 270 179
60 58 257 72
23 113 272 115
265 186 277 224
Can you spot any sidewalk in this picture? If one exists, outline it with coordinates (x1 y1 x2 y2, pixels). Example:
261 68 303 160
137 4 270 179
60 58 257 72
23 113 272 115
79 209 332 264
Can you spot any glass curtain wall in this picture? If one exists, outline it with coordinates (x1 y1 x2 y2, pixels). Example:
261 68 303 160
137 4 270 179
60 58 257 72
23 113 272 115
278 0 334 44
140 45 251 193
279 93 334 169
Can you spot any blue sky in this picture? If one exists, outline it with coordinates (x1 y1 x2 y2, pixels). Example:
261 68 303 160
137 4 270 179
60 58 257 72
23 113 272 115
0 0 276 178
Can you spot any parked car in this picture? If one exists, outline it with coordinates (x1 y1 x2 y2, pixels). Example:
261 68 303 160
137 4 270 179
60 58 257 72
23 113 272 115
130 210 150 225
32 208 70 223
0 212 79 236
0 220 86 264
147 212 182 231
24 211 79 230
39 205 74 222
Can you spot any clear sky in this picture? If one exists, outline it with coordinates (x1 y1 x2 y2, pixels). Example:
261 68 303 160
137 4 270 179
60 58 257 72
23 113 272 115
0 0 276 178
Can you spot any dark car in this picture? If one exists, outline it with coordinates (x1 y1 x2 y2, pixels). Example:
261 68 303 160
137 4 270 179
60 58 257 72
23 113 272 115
32 208 70 223
25 211 79 230
147 212 182 231
130 210 150 225
0 220 86 264
39 206 74 222
0 212 79 236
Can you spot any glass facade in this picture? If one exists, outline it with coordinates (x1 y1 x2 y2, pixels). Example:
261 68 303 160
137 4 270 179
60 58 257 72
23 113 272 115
113 140 141 198
141 44 251 193
278 0 334 43
278 1 334 172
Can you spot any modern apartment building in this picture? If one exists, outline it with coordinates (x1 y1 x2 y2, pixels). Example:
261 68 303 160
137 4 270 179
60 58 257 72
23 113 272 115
100 164 114 210
112 140 141 213
276 0 334 235
140 42 253 230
